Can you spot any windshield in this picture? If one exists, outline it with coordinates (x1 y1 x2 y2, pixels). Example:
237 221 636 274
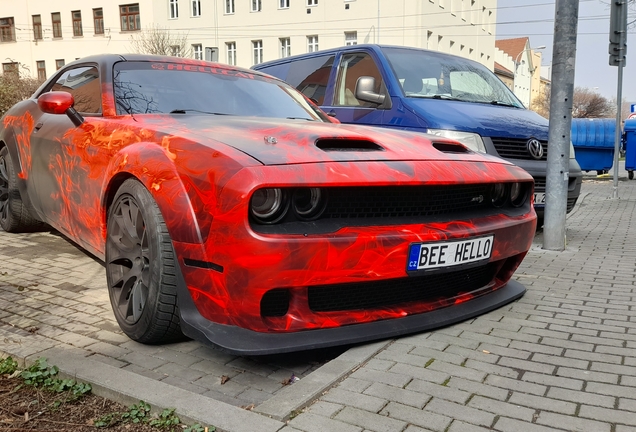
382 47 524 108
113 61 325 120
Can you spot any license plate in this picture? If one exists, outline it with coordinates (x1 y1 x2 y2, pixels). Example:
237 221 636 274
534 192 546 206
407 235 494 271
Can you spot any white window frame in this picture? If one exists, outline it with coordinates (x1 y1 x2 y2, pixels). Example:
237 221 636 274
253 39 263 65
280 37 291 58
252 0 262 12
344 31 357 46
226 41 236 65
307 35 318 53
225 0 235 14
279 0 290 9
192 43 202 60
169 0 179 19
191 0 201 16
171 45 181 57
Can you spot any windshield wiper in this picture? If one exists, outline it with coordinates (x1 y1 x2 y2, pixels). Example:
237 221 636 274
489 100 519 108
169 109 231 115
408 94 464 101
286 117 314 121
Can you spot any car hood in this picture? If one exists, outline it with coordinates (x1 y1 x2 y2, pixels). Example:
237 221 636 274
162 115 512 166
404 98 550 140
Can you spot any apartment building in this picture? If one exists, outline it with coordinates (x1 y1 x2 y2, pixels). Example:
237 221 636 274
0 0 497 81
494 37 543 109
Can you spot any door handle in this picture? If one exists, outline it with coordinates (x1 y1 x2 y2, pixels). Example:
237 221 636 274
34 122 44 132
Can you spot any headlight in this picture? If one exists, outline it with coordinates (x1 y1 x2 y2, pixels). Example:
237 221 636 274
510 182 527 207
250 188 289 223
292 188 327 220
426 129 486 153
570 142 576 159
491 183 506 207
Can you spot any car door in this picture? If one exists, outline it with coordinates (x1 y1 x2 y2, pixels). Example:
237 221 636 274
31 65 103 240
320 51 388 126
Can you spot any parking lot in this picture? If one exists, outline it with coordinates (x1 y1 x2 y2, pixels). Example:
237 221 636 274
2 175 636 431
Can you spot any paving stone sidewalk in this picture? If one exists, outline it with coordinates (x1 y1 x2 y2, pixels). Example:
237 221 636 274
2 177 636 431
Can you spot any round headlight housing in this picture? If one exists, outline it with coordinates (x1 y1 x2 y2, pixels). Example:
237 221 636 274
292 187 327 220
250 188 289 223
491 183 506 207
510 182 526 207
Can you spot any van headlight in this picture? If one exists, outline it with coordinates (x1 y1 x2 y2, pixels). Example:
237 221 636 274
426 129 486 153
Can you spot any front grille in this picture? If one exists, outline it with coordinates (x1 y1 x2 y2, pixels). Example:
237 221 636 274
534 177 546 192
567 197 577 213
321 185 494 220
492 137 548 161
261 289 290 317
308 264 497 312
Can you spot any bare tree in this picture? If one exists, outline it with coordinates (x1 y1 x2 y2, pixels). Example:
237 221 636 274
129 24 192 58
0 64 43 117
531 86 615 119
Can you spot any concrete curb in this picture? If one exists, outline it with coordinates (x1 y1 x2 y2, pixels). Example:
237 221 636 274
0 324 392 430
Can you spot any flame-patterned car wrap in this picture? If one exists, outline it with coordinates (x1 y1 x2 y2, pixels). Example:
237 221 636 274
0 54 536 354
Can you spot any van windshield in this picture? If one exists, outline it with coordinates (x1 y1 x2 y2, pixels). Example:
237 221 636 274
382 47 524 108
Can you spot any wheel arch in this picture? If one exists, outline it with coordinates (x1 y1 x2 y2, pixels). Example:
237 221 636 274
102 143 204 245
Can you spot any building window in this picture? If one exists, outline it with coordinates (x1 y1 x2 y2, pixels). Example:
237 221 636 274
33 15 42 40
191 0 201 16
253 40 263 65
192 44 202 60
426 31 432 49
226 42 236 65
170 0 179 18
2 62 18 76
307 0 318 5
225 0 235 14
52 13 62 38
344 31 357 46
307 35 318 53
120 4 141 31
171 45 181 57
279 38 291 58
55 59 65 70
252 0 262 12
280 0 290 9
72 11 83 36
0 17 15 42
93 9 104 34
37 61 46 81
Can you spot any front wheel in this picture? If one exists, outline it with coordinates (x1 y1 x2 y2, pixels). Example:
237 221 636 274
106 178 184 344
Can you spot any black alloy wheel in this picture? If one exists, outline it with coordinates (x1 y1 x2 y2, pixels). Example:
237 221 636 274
0 147 43 232
0 150 9 226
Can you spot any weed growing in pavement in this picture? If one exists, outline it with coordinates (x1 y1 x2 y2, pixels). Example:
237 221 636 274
121 400 151 423
14 357 92 401
0 356 18 374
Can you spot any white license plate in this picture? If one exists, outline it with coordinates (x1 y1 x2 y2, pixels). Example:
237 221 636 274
407 235 494 271
534 193 546 206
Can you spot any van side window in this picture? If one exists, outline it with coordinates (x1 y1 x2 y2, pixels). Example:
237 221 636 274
286 55 334 105
334 53 383 107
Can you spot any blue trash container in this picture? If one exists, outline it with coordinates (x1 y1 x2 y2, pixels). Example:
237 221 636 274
570 118 616 174
623 119 636 180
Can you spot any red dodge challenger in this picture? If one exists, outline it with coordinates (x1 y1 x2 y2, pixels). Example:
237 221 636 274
0 55 536 354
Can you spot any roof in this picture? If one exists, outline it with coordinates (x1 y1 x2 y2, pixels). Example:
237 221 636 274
494 62 513 78
495 37 529 61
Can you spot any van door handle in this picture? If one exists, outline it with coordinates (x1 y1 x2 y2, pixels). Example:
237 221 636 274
34 122 44 132
327 110 337 117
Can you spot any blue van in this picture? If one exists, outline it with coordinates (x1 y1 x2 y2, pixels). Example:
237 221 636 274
253 44 582 221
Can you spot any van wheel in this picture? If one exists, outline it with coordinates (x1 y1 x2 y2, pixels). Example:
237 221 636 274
106 179 184 344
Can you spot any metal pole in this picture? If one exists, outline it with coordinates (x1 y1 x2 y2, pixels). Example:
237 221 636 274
543 0 579 251
613 63 624 198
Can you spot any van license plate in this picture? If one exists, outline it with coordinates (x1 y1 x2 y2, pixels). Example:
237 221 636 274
534 193 546 206
407 235 494 271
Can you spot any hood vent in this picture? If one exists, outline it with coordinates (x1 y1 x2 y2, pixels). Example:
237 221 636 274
433 142 470 153
316 138 384 152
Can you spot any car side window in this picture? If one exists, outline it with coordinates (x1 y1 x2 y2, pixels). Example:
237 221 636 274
47 66 102 114
334 53 384 108
285 55 334 105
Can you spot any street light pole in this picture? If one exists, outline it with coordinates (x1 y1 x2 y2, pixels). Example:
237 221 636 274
512 45 546 106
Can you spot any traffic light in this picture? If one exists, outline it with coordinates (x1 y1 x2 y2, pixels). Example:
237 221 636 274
609 0 627 66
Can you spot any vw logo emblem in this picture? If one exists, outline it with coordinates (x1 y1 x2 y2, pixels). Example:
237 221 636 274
527 139 544 159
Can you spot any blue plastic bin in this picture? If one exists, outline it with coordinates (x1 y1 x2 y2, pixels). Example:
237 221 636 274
623 118 636 179
570 118 616 173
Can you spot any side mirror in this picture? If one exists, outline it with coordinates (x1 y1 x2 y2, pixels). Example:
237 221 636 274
38 91 84 126
354 76 386 105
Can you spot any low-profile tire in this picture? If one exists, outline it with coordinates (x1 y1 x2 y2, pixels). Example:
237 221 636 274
630 171 634 180
106 178 185 344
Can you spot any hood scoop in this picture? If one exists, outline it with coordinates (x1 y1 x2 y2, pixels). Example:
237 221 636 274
433 142 470 153
316 138 384 152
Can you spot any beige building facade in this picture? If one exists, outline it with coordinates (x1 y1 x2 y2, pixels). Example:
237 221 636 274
494 37 543 109
1 0 497 81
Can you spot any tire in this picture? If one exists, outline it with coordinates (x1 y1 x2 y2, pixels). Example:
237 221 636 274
630 171 634 180
106 178 184 344
536 216 544 230
0 146 44 233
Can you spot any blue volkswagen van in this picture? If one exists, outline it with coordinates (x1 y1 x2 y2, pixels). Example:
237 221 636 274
253 44 583 221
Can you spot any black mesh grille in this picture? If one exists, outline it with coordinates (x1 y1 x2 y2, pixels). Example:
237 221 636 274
534 177 546 192
261 289 290 317
321 185 493 219
308 264 497 312
492 138 548 161
567 197 577 213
